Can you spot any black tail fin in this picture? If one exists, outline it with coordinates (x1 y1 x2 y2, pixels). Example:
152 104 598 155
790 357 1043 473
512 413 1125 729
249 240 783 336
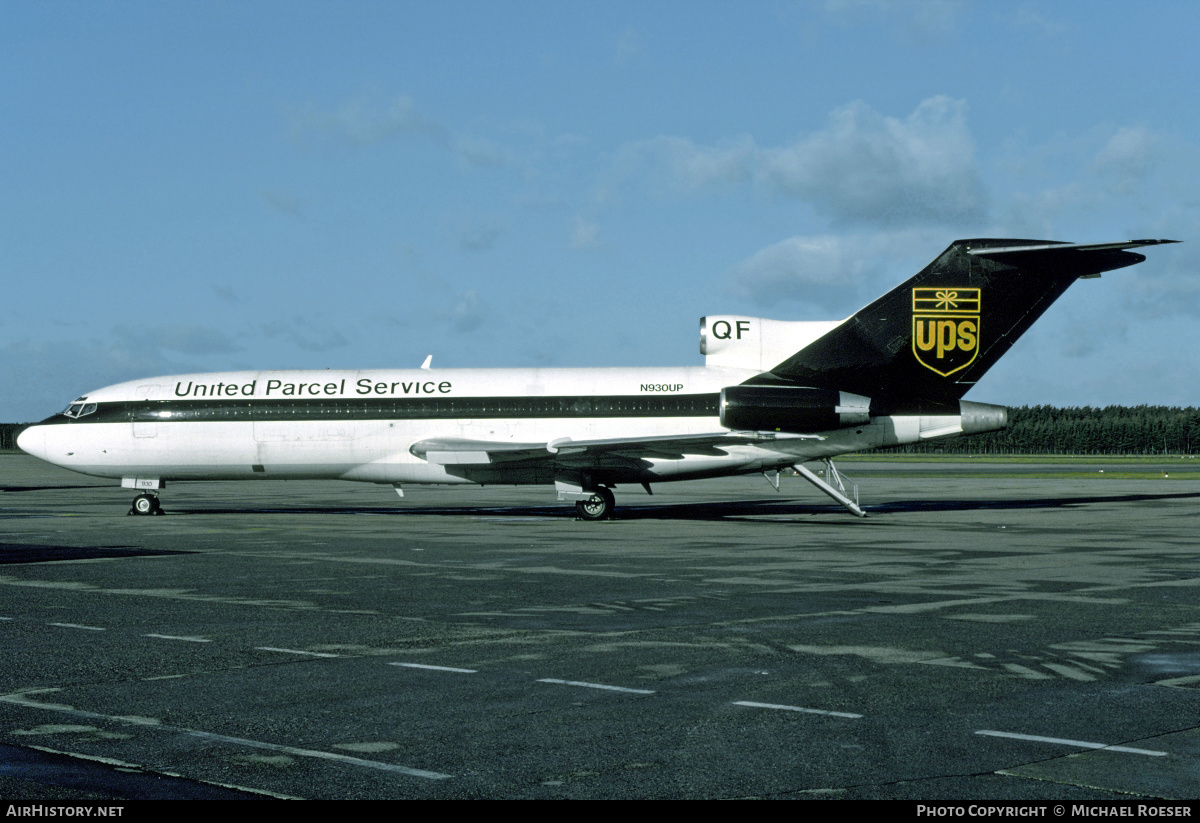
752 238 1178 414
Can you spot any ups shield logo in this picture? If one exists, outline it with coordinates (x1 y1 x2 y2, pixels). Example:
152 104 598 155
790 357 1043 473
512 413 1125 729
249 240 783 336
913 288 981 377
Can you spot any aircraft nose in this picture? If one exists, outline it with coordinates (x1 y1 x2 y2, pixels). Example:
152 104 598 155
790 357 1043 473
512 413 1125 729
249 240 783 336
16 425 47 460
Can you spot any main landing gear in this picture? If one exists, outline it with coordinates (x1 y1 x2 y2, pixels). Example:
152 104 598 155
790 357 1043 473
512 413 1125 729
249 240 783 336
556 476 617 521
129 493 164 516
575 487 615 521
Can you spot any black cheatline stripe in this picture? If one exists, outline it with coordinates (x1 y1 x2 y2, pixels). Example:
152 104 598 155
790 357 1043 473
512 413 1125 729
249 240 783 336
43 394 722 425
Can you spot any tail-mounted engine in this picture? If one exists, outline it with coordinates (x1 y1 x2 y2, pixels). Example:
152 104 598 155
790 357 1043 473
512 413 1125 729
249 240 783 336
720 385 871 433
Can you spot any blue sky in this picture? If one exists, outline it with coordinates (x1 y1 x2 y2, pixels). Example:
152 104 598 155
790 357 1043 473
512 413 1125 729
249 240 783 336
3 0 1198 421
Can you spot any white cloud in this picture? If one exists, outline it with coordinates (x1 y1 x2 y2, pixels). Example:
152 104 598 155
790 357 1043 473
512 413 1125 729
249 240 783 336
260 317 349 352
728 230 947 313
113 324 244 356
1090 126 1159 195
1119 237 1200 318
570 217 600 249
730 234 870 311
452 136 509 167
653 135 756 191
614 26 645 67
994 184 1090 238
617 97 986 228
259 189 308 216
446 290 486 333
820 0 964 39
614 135 753 195
287 95 510 169
1005 5 1067 36
289 95 444 146
454 219 503 252
759 97 985 226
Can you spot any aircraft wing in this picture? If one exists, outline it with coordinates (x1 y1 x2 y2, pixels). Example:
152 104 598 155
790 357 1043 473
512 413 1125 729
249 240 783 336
409 431 817 466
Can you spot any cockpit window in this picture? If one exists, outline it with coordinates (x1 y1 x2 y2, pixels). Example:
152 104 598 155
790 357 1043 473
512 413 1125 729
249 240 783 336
61 399 97 419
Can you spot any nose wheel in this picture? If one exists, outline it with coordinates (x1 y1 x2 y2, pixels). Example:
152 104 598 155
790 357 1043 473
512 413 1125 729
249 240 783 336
575 487 615 521
129 493 164 516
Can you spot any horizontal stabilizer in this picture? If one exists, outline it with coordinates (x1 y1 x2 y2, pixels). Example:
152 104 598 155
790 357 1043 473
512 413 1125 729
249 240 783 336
965 238 1178 256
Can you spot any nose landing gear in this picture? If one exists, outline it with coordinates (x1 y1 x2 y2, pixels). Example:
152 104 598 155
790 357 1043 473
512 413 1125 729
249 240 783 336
129 493 164 516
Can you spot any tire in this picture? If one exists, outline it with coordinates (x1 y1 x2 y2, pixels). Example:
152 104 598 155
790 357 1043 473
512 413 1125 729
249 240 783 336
132 493 157 516
575 487 614 521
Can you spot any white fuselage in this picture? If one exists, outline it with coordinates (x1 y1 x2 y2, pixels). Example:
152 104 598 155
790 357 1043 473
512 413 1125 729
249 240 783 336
17 365 959 491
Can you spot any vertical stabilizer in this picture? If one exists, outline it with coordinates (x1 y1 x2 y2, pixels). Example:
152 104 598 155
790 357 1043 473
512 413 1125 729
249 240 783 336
750 239 1176 413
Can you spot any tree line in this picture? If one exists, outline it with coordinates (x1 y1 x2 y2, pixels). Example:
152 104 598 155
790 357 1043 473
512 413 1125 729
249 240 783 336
898 405 1200 455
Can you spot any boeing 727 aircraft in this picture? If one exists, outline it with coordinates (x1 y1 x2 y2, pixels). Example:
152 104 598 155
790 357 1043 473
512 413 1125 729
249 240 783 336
18 238 1177 520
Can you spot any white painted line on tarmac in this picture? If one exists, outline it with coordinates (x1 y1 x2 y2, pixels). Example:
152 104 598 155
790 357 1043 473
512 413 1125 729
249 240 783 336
976 730 1167 756
733 701 863 719
145 634 211 643
537 678 655 694
391 662 478 673
256 647 339 658
49 623 106 631
0 691 452 780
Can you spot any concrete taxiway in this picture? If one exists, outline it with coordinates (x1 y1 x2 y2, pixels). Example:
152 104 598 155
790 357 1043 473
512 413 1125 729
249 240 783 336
1 452 1198 799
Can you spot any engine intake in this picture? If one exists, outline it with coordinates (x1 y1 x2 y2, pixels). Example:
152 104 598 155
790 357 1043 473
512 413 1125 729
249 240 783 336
720 385 871 433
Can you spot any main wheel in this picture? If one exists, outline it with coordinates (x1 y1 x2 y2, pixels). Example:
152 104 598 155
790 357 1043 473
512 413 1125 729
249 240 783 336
575 487 615 521
131 493 158 516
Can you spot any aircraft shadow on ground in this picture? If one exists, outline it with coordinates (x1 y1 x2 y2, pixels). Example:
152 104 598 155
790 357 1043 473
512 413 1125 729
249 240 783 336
0 744 260 798
1 484 110 493
0 543 191 564
171 490 1200 522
